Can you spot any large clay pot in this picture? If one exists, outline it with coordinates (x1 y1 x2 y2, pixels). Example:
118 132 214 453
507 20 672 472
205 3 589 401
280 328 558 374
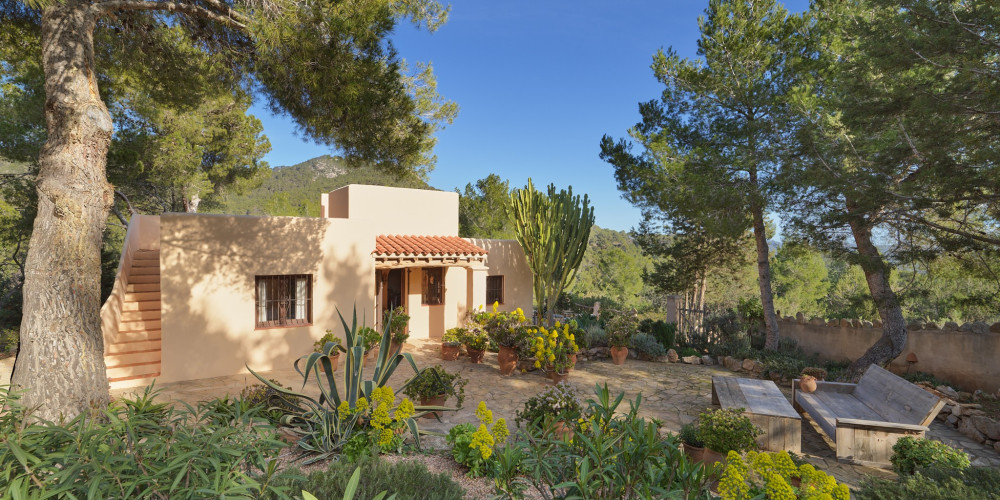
683 442 705 464
320 353 340 374
441 343 460 361
467 347 485 364
498 346 518 376
567 353 577 372
548 369 569 385
703 448 727 468
419 394 447 419
610 346 629 365
553 421 574 441
389 341 403 357
799 375 818 393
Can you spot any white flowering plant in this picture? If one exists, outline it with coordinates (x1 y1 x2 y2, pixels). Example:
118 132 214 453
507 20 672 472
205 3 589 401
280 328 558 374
516 384 584 430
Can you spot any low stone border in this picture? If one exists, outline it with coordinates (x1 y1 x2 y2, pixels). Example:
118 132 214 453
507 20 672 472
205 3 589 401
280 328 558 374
921 382 1000 454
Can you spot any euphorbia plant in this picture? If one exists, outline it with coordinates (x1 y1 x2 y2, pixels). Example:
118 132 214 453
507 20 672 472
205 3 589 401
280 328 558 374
472 302 528 348
529 322 579 373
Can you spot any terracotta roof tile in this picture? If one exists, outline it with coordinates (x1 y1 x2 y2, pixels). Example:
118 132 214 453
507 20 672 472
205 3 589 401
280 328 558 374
374 235 488 257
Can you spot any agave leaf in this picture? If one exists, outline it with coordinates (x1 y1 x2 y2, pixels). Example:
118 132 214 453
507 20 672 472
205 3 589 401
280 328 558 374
405 417 421 450
246 365 321 408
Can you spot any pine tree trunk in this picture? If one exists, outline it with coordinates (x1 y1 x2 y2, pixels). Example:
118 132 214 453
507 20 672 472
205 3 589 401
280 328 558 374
846 203 907 380
11 1 114 421
750 205 780 350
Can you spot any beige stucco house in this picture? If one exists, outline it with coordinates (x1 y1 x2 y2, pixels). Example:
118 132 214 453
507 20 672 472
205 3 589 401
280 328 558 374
100 185 533 389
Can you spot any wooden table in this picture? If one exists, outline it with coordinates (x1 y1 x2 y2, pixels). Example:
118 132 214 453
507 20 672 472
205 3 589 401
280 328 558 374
711 376 801 453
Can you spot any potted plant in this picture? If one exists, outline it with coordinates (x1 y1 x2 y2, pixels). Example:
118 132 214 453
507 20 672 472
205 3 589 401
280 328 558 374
358 326 381 364
442 327 464 360
606 311 638 365
312 330 343 372
515 383 582 439
472 302 528 375
403 364 467 419
697 407 762 465
384 306 410 356
460 326 489 363
678 422 705 463
530 323 578 384
565 320 583 371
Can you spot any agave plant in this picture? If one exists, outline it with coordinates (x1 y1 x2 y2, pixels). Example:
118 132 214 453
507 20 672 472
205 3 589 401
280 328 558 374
249 306 450 463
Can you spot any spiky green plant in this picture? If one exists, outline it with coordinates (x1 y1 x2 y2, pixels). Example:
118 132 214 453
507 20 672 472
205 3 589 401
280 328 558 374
249 306 450 463
508 179 594 326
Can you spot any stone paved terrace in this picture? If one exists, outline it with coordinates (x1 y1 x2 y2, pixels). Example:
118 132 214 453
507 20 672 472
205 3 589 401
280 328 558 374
113 339 1000 488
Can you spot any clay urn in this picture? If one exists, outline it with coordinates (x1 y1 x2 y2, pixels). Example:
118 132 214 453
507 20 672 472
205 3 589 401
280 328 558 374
799 374 818 393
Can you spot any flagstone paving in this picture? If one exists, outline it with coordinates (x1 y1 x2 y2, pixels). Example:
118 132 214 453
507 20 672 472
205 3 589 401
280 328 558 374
114 338 1000 488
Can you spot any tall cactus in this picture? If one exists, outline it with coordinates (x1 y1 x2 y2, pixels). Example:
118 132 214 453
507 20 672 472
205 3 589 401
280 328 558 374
508 179 595 326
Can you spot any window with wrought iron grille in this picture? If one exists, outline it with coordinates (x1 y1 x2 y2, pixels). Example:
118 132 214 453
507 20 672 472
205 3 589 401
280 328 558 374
422 267 444 305
255 275 312 328
486 275 504 305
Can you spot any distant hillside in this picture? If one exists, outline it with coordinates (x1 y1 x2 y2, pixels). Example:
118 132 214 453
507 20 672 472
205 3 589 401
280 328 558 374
215 155 436 216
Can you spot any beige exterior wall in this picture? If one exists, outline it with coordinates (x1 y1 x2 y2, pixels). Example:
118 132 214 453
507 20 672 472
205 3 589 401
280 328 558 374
322 185 459 236
779 319 1000 394
469 239 534 316
101 214 160 347
158 213 376 383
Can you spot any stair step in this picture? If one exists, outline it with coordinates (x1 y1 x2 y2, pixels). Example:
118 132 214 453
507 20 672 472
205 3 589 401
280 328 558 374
106 339 161 354
132 256 159 265
105 350 161 367
131 266 159 276
109 373 160 390
129 274 160 284
117 323 162 337
121 310 160 321
122 300 160 312
125 292 160 302
127 283 160 293
106 362 160 380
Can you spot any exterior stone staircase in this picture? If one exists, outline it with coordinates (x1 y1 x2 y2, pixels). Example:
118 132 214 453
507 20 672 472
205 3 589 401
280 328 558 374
105 249 161 389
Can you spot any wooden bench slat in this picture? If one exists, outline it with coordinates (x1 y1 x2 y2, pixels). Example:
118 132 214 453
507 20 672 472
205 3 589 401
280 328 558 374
813 390 884 421
836 418 928 433
853 365 944 426
738 378 799 419
796 391 838 439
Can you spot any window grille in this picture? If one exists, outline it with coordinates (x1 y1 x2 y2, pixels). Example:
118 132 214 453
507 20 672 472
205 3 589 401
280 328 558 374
422 268 444 305
486 275 504 305
255 275 312 328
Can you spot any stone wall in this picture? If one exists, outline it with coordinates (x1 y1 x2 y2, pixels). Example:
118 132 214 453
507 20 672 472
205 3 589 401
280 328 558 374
777 314 1000 394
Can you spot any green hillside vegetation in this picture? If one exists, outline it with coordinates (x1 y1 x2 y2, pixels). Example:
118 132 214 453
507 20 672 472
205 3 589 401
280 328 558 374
568 226 655 312
214 155 435 217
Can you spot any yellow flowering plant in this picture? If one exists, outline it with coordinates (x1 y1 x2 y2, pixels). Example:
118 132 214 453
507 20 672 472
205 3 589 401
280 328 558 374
446 401 510 477
529 321 579 374
472 302 529 348
719 450 851 500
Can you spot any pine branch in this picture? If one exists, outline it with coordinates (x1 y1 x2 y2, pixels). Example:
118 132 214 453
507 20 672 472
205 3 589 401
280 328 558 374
93 0 248 30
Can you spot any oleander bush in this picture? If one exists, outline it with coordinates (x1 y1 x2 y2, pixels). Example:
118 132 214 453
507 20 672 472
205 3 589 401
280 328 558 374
890 436 970 476
266 455 465 500
0 385 290 498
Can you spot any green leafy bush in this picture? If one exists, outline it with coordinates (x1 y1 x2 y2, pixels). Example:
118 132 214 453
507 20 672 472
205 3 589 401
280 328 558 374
268 456 464 500
515 383 583 430
384 306 410 344
920 466 1000 498
314 330 343 353
639 319 676 348
442 327 464 345
630 332 667 357
677 346 700 357
857 470 999 500
890 437 970 476
0 386 290 498
579 323 607 348
697 407 761 455
402 364 466 407
678 422 704 448
606 310 639 347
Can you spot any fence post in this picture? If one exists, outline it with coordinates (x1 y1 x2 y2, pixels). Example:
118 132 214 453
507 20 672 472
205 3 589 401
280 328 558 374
665 295 680 324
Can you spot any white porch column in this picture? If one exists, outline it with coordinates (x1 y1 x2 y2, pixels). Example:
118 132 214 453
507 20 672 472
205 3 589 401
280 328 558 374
467 264 488 320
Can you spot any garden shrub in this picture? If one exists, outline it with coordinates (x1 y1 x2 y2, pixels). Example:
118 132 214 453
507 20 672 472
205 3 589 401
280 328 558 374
0 386 290 498
579 323 607 348
515 383 583 430
267 455 465 500
920 465 1000 498
856 471 997 500
719 450 850 500
638 319 676 348
509 383 713 499
239 378 300 426
697 407 761 455
630 332 667 357
890 436 970 476
446 401 509 477
677 346 700 357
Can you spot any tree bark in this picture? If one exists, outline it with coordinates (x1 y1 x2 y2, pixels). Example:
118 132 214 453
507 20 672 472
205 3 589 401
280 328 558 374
846 201 907 380
750 204 780 350
11 0 114 421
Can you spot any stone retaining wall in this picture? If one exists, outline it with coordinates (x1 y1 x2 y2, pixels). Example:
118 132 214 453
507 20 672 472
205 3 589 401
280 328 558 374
777 315 1000 394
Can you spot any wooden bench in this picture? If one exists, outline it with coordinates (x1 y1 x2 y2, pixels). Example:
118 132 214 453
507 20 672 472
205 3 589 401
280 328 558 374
711 376 801 453
793 364 945 467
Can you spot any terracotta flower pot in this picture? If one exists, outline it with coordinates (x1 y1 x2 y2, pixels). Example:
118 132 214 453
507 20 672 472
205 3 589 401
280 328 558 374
497 346 518 376
799 375 818 393
610 346 629 365
389 341 403 357
548 369 569 385
683 442 705 464
441 343 460 361
467 347 485 364
518 357 538 372
419 394 447 420
320 354 340 374
567 353 577 372
703 448 727 467
553 421 574 441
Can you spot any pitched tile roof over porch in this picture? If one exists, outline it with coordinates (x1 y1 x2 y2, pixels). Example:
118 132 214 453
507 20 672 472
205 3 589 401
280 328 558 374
373 235 488 268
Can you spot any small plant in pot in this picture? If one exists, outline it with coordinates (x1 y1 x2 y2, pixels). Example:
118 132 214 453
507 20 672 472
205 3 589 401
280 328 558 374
358 326 381 363
460 325 490 364
403 365 467 420
312 330 343 372
516 383 583 440
606 310 638 365
678 422 706 463
529 323 578 384
472 302 528 375
442 327 464 361
697 407 762 465
383 306 410 356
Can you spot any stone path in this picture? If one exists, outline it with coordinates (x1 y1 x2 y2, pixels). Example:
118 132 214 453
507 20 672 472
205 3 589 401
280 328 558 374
114 339 1000 488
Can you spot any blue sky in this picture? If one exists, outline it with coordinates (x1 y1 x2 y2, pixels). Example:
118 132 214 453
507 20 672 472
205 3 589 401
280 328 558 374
252 0 808 232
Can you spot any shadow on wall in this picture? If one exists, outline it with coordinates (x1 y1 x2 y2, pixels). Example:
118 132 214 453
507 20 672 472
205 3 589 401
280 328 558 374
468 238 533 314
158 214 374 383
